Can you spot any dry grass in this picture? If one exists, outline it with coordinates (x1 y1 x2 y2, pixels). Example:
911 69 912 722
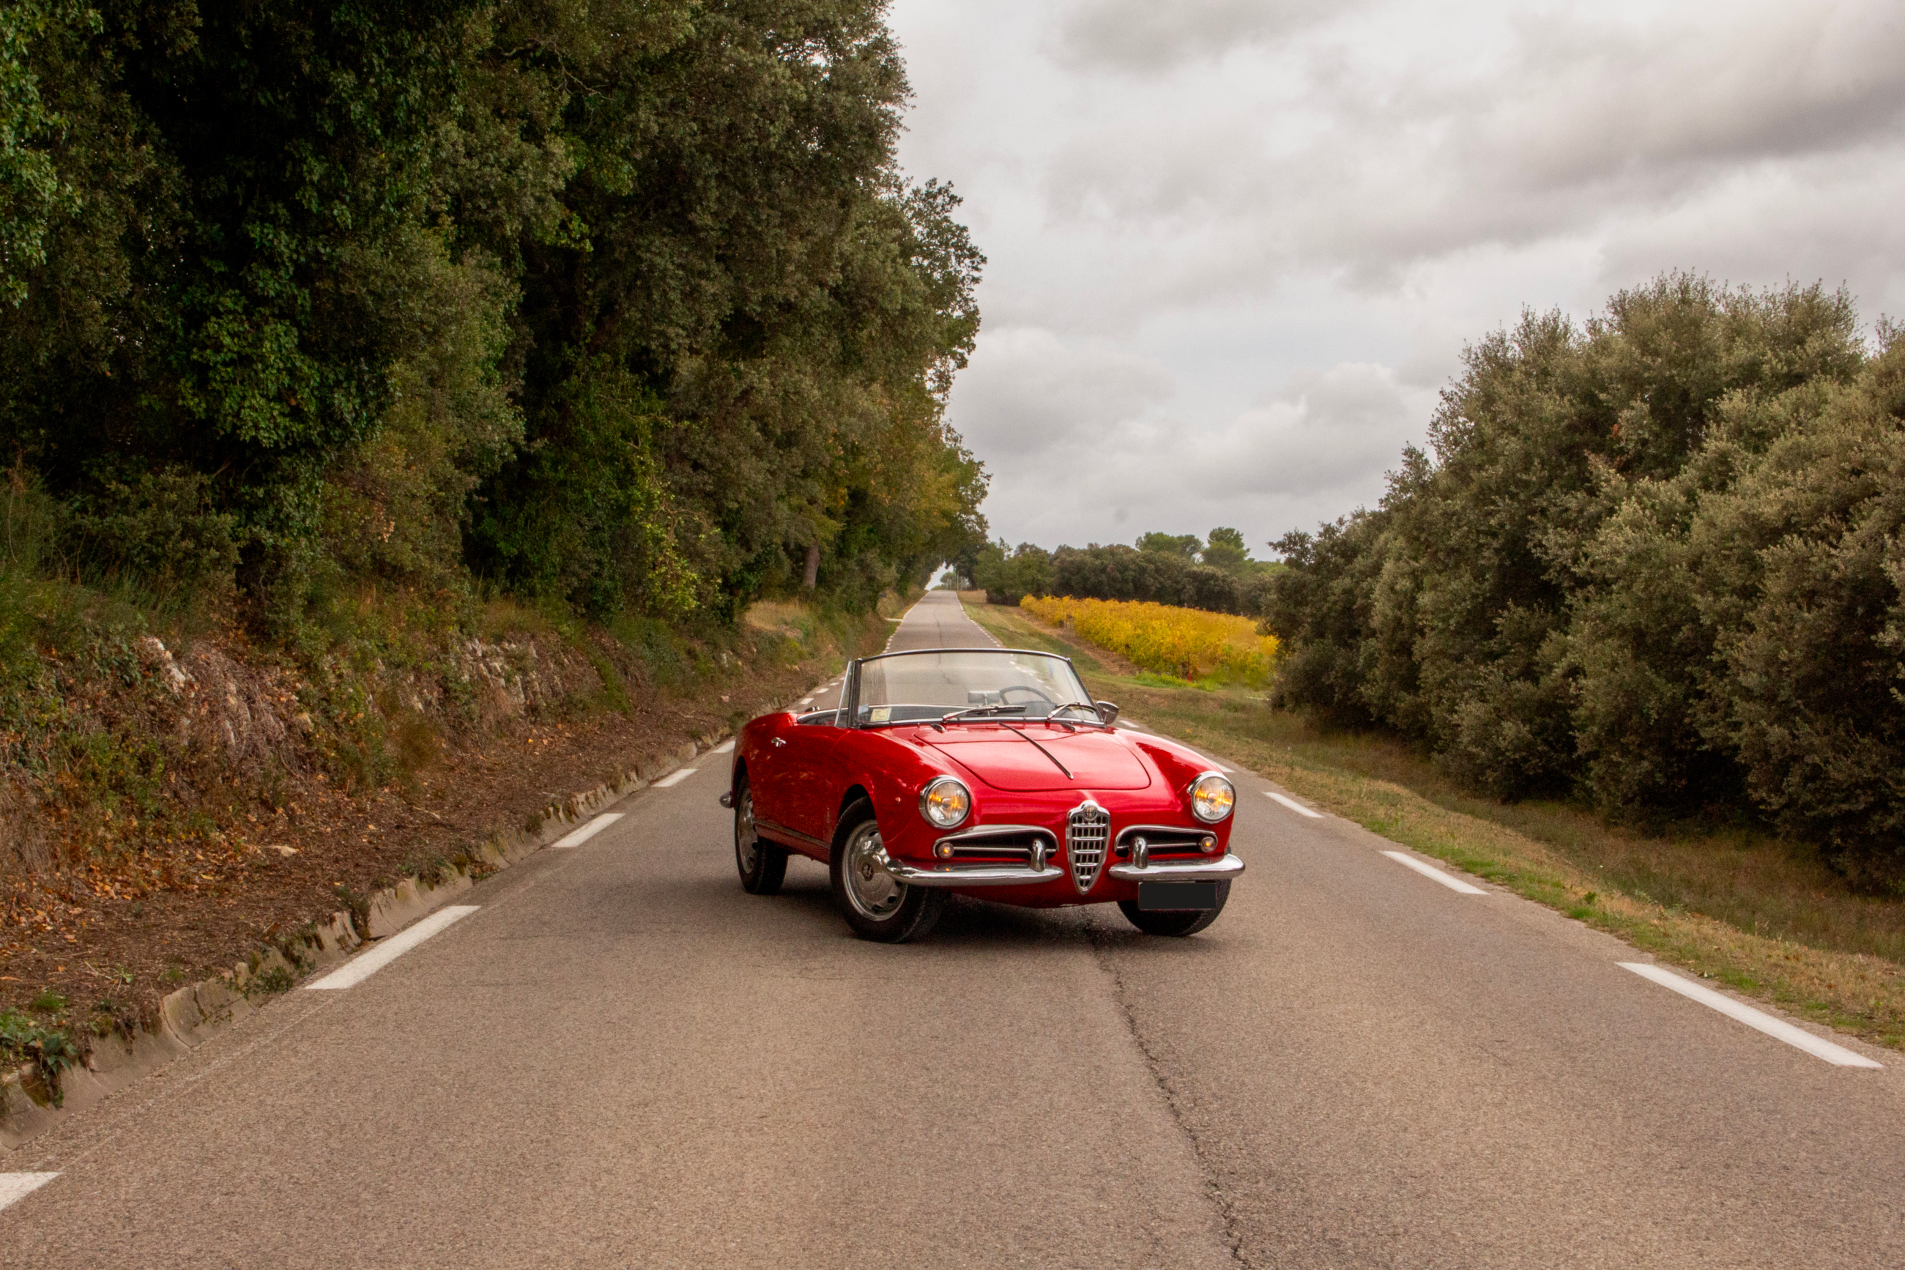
960 595 1905 1050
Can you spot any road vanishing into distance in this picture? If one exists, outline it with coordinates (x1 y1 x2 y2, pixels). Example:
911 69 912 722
4 591 1903 1268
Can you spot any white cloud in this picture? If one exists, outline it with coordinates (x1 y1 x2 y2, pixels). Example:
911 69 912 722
888 0 1905 549
1048 0 1342 74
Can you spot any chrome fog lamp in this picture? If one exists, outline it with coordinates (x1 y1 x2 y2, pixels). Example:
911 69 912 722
919 776 972 829
1189 773 1236 824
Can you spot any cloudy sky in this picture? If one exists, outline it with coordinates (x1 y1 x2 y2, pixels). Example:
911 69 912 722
885 0 1905 557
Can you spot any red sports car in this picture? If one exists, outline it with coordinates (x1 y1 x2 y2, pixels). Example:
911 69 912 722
721 647 1242 942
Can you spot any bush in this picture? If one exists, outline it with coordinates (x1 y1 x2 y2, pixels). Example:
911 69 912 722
1265 274 1905 874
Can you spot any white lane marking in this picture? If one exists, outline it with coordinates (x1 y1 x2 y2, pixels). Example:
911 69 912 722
1619 963 1883 1068
0 1173 59 1212
1194 755 1234 773
304 906 479 990
712 739 735 754
1265 790 1326 819
1381 850 1488 894
653 768 696 788
550 812 623 849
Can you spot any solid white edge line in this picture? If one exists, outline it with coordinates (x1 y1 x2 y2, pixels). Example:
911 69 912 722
1381 850 1488 894
1265 790 1326 819
304 905 479 991
0 1173 59 1212
652 767 696 788
1619 962 1883 1068
712 739 735 754
1196 756 1234 773
550 812 623 849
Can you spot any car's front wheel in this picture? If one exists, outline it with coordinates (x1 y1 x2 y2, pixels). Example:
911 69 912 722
829 800 945 943
733 774 788 895
1117 881 1230 936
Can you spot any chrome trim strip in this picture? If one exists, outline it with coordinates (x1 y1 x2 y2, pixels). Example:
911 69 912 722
875 846 1067 889
754 817 830 853
1107 854 1246 882
1113 824 1215 846
858 646 1077 666
931 823 1057 849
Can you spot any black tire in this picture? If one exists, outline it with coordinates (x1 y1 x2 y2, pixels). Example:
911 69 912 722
1117 881 1230 937
734 774 788 895
829 799 945 943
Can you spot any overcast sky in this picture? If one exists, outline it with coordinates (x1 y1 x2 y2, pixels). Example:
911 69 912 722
885 0 1905 558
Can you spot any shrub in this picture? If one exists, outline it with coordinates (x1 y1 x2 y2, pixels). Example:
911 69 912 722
1264 274 1905 874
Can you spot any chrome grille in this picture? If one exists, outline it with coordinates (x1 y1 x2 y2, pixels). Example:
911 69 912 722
1067 800 1110 894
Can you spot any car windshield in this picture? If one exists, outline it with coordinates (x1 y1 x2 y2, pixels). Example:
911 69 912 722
851 649 1093 727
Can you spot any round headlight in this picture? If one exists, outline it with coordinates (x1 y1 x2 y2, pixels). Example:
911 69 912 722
919 777 972 829
1189 772 1235 824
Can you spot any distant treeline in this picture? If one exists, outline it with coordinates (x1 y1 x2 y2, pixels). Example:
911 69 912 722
0 1 985 631
1262 275 1905 878
966 529 1278 616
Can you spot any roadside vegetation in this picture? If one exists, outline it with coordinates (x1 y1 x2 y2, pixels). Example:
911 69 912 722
966 528 1281 612
1262 275 1904 888
1019 595 1277 686
978 595 1905 1051
1 1 981 1088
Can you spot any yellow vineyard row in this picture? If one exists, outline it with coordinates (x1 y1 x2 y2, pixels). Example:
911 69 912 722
1019 596 1278 685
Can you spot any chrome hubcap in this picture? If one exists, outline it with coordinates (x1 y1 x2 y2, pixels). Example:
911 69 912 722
734 789 759 874
842 821 904 920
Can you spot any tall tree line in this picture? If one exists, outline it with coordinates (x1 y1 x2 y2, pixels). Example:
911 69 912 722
0 0 986 628
1264 275 1905 880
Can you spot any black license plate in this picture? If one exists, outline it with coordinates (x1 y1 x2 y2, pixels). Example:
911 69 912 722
1138 881 1217 911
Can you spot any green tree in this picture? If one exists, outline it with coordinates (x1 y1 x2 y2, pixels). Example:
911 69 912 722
1137 531 1200 558
1201 526 1250 574
1264 274 1904 875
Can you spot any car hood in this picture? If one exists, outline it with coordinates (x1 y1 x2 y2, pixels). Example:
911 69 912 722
924 728 1153 792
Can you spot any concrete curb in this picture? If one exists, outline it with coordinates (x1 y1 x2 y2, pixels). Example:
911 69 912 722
0 706 790 1156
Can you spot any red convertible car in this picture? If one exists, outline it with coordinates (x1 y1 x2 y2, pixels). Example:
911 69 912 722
721 647 1242 942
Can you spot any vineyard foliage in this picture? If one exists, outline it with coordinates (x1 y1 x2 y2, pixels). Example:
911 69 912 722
1021 595 1279 686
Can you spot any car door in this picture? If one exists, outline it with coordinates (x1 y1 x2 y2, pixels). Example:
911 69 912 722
777 714 845 846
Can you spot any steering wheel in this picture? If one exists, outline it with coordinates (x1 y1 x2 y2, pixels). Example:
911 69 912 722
998 684 1057 711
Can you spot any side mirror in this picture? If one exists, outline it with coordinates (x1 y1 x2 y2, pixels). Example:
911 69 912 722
1094 700 1120 726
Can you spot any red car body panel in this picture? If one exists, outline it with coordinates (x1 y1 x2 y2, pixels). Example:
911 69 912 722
732 708 1234 909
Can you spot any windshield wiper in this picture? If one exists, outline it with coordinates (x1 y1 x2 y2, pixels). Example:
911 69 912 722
939 704 1028 725
1000 722 1074 778
1048 702 1108 726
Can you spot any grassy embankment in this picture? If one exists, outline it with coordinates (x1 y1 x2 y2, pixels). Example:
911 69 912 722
0 571 904 1088
961 593 1905 1052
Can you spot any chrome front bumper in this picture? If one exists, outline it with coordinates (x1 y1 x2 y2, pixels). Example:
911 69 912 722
1106 854 1245 882
876 846 1245 888
875 846 1067 888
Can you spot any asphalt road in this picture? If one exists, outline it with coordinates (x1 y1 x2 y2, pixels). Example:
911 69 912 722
3 591 1903 1268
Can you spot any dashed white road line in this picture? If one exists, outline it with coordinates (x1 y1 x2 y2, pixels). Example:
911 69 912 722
652 768 696 788
1619 963 1883 1068
0 1172 59 1212
1265 790 1326 819
1381 850 1488 895
712 739 735 754
304 906 480 991
550 812 623 849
